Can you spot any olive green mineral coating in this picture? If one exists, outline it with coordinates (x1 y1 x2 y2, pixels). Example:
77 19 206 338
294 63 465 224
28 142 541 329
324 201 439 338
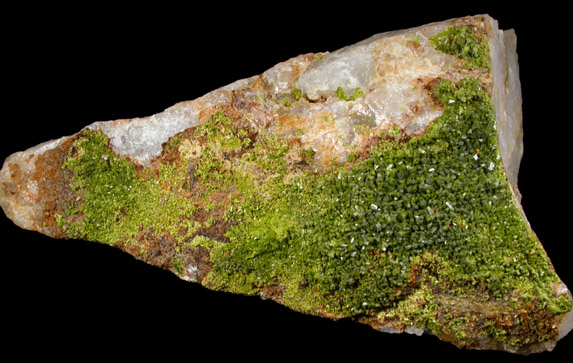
1 18 571 354
55 76 571 350
430 25 491 69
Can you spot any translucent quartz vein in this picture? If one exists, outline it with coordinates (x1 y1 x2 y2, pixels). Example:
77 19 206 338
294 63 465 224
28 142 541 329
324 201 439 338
1 14 571 355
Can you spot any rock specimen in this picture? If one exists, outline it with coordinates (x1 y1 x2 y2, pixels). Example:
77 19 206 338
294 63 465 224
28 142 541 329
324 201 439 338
1 15 571 354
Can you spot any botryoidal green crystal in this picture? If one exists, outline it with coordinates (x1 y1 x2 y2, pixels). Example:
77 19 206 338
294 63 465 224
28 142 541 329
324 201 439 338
1 15 571 354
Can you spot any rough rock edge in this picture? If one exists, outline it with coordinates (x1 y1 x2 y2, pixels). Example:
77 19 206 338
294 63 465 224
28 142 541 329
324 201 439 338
0 136 72 232
488 16 573 353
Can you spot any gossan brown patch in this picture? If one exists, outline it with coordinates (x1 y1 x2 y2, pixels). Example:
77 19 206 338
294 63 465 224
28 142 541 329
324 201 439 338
32 135 80 238
116 230 213 283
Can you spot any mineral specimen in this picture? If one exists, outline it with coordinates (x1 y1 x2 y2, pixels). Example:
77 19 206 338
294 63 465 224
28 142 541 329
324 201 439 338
1 14 571 354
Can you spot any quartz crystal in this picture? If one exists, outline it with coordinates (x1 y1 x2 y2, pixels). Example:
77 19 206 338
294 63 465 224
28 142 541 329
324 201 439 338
1 14 571 354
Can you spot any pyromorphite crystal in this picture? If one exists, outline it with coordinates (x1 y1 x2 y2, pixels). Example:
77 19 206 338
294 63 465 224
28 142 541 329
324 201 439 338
0 15 571 354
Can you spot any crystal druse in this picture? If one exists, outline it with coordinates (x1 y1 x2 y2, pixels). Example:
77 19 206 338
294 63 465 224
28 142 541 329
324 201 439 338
1 15 571 354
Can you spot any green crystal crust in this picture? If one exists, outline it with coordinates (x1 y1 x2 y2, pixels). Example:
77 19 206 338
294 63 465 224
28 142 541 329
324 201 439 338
203 78 570 323
430 25 491 69
56 129 199 246
51 25 570 349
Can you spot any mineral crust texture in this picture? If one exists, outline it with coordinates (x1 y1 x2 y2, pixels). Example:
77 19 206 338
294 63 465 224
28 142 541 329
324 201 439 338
1 15 571 354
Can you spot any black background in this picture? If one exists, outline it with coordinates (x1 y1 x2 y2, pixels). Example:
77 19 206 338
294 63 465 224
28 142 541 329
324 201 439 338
2 3 571 361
